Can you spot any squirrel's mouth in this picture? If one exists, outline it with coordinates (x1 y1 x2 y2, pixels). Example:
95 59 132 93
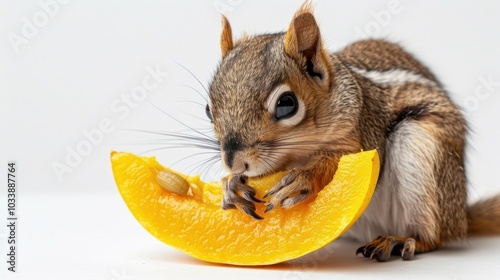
225 159 278 179
239 168 271 178
226 161 270 178
222 145 296 178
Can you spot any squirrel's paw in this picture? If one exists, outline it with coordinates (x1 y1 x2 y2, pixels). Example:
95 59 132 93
356 236 416 262
221 174 264 220
263 170 316 212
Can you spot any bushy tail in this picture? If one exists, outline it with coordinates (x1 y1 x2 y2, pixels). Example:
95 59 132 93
468 195 500 235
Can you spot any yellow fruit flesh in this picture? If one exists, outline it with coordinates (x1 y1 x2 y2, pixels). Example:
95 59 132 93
111 150 379 265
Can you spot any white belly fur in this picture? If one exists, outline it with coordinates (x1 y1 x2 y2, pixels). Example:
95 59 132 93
344 121 439 244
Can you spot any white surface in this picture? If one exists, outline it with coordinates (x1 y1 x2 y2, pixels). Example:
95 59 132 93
1 0 500 279
3 193 500 280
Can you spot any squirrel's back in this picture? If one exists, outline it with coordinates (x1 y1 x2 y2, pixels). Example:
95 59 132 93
337 39 438 83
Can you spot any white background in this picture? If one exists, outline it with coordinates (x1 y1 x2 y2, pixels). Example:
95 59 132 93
1 0 499 279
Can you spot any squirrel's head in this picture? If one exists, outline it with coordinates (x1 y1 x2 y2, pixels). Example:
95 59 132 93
208 4 340 177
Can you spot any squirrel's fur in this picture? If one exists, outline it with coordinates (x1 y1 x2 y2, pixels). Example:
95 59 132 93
207 3 500 261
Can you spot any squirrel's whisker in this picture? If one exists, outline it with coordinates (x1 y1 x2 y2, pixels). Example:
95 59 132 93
173 61 210 95
175 84 209 104
144 100 218 143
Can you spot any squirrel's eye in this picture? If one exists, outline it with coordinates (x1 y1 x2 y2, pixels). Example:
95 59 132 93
275 92 298 120
205 104 212 121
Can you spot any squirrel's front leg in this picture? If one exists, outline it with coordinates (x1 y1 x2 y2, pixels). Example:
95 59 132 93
222 174 264 219
263 157 339 212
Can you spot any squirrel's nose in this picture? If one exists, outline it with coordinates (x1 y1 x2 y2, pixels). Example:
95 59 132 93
224 150 248 174
222 135 246 173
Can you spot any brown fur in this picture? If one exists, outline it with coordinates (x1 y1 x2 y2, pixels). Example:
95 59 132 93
207 4 500 260
468 195 500 235
338 40 438 83
220 15 233 58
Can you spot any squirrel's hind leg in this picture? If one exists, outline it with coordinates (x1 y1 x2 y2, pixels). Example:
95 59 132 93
356 235 438 262
347 112 462 260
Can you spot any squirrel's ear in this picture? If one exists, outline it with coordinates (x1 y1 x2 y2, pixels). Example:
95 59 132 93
220 15 233 58
284 3 330 87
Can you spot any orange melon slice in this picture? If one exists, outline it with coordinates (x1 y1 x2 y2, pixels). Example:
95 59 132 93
111 150 379 265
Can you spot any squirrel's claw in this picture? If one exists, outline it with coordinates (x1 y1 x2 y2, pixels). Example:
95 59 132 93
221 200 236 210
221 174 263 220
240 206 264 220
242 192 264 203
264 202 275 213
264 170 316 212
356 236 416 262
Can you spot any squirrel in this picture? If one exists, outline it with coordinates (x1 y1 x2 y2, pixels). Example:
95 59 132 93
204 3 500 261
